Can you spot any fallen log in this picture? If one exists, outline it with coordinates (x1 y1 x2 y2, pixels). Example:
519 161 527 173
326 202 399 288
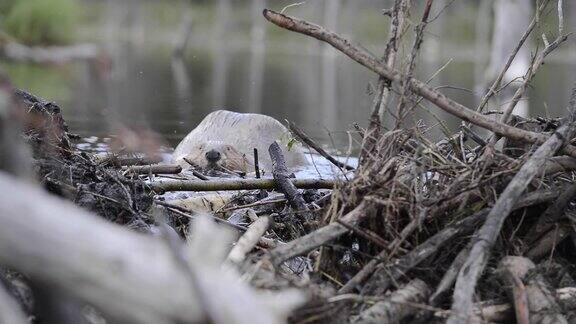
124 164 182 175
1 42 100 64
148 178 336 193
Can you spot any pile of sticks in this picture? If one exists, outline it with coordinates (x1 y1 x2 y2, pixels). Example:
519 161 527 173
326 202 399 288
253 1 576 323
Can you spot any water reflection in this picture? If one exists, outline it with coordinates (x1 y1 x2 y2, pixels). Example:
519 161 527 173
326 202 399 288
2 0 576 153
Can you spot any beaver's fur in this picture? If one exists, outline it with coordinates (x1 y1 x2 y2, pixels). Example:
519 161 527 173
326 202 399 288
172 110 308 172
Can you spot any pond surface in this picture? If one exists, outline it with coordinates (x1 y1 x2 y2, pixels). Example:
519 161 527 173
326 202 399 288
2 0 576 153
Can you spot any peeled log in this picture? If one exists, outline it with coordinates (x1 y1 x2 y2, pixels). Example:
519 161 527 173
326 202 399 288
498 256 567 324
353 279 429 324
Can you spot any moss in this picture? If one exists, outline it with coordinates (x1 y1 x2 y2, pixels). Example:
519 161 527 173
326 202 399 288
3 0 80 45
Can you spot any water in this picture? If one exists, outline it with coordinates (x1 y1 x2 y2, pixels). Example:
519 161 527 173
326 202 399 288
3 0 576 154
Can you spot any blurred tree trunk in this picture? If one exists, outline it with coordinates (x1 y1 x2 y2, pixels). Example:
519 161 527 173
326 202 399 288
485 0 532 117
247 0 267 113
321 0 341 131
474 0 492 97
212 0 232 108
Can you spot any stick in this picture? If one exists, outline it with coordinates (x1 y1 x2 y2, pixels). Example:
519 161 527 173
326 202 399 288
288 121 354 170
124 164 182 175
525 224 572 260
0 172 203 323
148 178 336 193
269 201 370 265
269 141 313 223
93 153 163 167
227 216 271 264
360 0 410 162
262 9 576 158
253 148 261 178
153 200 247 232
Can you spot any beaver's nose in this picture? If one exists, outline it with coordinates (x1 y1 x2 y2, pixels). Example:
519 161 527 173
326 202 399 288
205 150 221 162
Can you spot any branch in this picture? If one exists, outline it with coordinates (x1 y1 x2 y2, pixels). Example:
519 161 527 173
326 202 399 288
269 201 371 265
148 178 336 193
0 172 202 323
288 121 354 170
269 141 314 224
262 9 576 158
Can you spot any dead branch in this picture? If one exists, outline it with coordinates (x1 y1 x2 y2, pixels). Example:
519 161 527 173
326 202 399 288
262 9 576 158
269 141 314 224
0 172 202 324
288 121 354 170
148 178 336 193
360 0 410 163
93 153 163 167
1 42 100 64
124 164 182 175
227 216 271 264
497 257 530 324
543 156 576 175
524 182 576 244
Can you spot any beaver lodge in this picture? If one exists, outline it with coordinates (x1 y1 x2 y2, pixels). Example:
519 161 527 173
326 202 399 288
1 1 576 324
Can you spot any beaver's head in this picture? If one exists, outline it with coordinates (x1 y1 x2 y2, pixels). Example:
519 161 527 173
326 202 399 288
178 141 252 172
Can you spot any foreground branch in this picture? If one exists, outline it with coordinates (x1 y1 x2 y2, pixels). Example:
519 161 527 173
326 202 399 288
0 172 201 324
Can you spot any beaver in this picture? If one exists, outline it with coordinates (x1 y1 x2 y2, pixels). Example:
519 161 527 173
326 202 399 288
172 110 308 173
